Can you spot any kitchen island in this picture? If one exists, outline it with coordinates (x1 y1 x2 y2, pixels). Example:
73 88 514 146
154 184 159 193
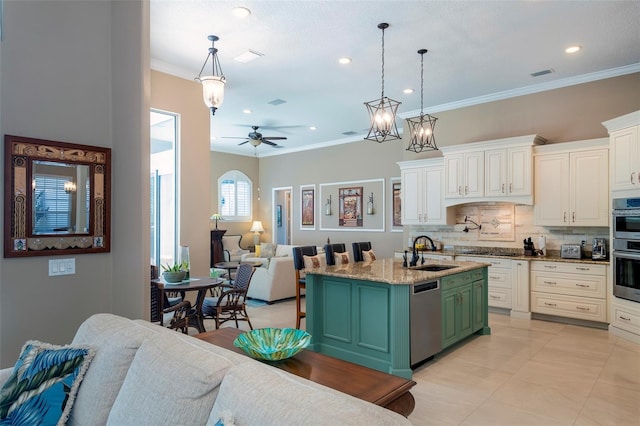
305 258 490 379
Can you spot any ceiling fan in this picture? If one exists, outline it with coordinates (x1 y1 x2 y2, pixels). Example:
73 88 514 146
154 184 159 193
225 126 286 148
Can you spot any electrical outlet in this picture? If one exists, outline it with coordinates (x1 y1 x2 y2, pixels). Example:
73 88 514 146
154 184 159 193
49 258 76 276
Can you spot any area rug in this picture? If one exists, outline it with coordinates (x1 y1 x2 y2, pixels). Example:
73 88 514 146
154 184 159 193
246 299 268 308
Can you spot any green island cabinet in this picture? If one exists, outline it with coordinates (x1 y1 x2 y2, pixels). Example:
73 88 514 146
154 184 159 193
441 267 489 349
306 267 489 379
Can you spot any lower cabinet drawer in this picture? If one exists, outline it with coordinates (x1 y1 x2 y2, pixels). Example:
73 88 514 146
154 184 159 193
488 288 512 309
531 292 607 323
531 271 606 299
611 302 640 335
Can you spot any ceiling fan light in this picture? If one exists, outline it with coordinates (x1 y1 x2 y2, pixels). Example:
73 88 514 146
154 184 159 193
249 138 261 147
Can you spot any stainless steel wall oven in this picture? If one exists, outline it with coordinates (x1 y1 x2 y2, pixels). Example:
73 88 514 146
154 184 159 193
612 197 640 303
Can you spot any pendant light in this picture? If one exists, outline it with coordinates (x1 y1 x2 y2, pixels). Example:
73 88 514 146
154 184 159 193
364 23 402 143
195 35 226 116
406 49 438 153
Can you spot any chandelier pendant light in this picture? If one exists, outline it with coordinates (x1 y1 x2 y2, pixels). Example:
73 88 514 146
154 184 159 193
406 49 438 153
365 23 402 143
195 35 226 116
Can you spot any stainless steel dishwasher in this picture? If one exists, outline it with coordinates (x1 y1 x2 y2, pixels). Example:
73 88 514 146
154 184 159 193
410 280 442 367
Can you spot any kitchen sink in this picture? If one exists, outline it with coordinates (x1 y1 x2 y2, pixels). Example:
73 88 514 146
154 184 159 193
411 264 458 272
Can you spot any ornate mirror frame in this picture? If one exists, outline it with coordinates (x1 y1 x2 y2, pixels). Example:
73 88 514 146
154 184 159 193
4 134 111 257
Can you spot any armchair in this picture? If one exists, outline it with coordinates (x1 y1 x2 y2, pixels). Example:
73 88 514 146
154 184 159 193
221 235 250 262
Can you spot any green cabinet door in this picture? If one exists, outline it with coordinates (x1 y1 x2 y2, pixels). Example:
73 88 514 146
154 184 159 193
471 280 485 332
442 284 473 349
442 290 458 348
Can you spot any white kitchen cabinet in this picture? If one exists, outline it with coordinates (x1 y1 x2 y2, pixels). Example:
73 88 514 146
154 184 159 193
610 298 640 344
398 158 451 225
530 261 607 323
511 260 530 319
444 152 484 199
485 146 532 198
534 139 609 227
442 134 544 206
602 111 640 195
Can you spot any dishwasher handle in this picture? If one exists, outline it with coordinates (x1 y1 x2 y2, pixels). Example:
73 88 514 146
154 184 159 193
413 281 439 294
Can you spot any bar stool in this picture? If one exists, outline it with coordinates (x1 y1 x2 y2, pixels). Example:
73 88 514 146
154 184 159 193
324 243 347 265
352 242 372 262
292 245 318 329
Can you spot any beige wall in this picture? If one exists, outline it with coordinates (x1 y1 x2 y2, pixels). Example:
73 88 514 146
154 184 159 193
151 71 211 277
210 151 259 246
0 1 148 366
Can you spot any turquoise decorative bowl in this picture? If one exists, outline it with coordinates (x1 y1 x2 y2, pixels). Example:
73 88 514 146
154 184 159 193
233 328 311 361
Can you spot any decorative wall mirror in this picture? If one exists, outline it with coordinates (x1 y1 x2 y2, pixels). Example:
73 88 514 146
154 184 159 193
4 135 111 257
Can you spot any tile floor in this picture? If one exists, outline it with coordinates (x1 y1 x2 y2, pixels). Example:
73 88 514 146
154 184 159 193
199 299 640 426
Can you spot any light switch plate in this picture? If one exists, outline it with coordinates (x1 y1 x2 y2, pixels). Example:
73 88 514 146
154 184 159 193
49 258 76 276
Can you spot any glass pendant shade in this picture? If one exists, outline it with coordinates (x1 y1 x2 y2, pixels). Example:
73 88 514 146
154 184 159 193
201 76 225 113
196 35 225 116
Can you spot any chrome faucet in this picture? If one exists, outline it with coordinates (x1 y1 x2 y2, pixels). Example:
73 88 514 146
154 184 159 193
410 235 436 267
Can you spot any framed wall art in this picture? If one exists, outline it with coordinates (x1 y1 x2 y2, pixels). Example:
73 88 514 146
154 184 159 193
300 184 315 230
339 187 363 227
319 178 384 232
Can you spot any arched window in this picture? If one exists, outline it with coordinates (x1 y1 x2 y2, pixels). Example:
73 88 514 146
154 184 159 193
218 170 252 222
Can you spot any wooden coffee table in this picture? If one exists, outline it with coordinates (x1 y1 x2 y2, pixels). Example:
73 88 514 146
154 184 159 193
196 328 416 417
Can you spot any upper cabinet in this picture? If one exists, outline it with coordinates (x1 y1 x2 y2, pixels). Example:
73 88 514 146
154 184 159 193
534 139 609 227
444 151 484 200
602 111 640 196
441 135 545 207
398 158 452 225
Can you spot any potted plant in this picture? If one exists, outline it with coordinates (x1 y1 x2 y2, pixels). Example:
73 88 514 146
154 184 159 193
161 261 188 283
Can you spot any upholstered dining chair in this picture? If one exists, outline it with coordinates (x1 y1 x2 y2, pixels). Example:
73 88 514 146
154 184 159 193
324 243 347 265
292 245 318 329
202 263 256 330
352 242 373 262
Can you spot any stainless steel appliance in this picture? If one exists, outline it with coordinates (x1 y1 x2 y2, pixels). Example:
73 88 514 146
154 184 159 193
410 280 442 367
592 238 607 260
561 244 582 259
612 197 640 303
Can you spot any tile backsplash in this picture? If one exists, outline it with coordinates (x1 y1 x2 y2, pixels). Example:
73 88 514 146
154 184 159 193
405 204 609 254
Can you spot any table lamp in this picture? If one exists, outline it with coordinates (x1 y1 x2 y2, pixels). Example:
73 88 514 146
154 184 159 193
250 220 265 246
210 213 223 229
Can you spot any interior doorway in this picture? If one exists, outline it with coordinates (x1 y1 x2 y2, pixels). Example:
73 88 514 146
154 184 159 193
272 187 292 245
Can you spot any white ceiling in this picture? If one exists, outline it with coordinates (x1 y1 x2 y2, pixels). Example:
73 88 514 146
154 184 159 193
150 0 640 158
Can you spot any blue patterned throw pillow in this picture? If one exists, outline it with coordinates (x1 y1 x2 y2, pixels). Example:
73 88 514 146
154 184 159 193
0 340 95 426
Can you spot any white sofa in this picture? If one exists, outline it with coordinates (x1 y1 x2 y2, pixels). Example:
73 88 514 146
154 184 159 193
243 244 298 303
0 314 410 425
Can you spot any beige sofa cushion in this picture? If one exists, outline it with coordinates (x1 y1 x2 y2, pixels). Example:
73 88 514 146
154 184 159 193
107 333 233 425
207 362 410 425
68 313 159 426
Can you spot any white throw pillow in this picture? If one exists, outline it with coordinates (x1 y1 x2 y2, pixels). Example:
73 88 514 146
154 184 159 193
362 249 377 262
303 254 326 270
107 336 232 425
260 243 275 258
333 251 350 265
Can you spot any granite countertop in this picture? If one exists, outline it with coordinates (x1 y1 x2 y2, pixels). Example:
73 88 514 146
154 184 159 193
305 258 489 285
395 247 610 265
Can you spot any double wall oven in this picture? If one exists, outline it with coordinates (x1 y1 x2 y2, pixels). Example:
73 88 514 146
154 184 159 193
612 197 640 303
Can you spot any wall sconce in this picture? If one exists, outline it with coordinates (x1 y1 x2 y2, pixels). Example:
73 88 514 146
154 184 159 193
250 220 265 246
325 195 332 216
195 35 226 116
64 181 77 193
367 192 374 215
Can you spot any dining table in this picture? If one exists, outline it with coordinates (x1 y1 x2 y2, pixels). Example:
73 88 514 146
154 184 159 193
151 277 223 333
214 260 263 284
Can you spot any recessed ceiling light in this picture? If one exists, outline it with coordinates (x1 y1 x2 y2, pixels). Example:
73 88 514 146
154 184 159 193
234 50 264 63
232 7 251 18
403 88 414 94
565 45 582 54
338 57 352 65
243 109 252 114
309 126 317 131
